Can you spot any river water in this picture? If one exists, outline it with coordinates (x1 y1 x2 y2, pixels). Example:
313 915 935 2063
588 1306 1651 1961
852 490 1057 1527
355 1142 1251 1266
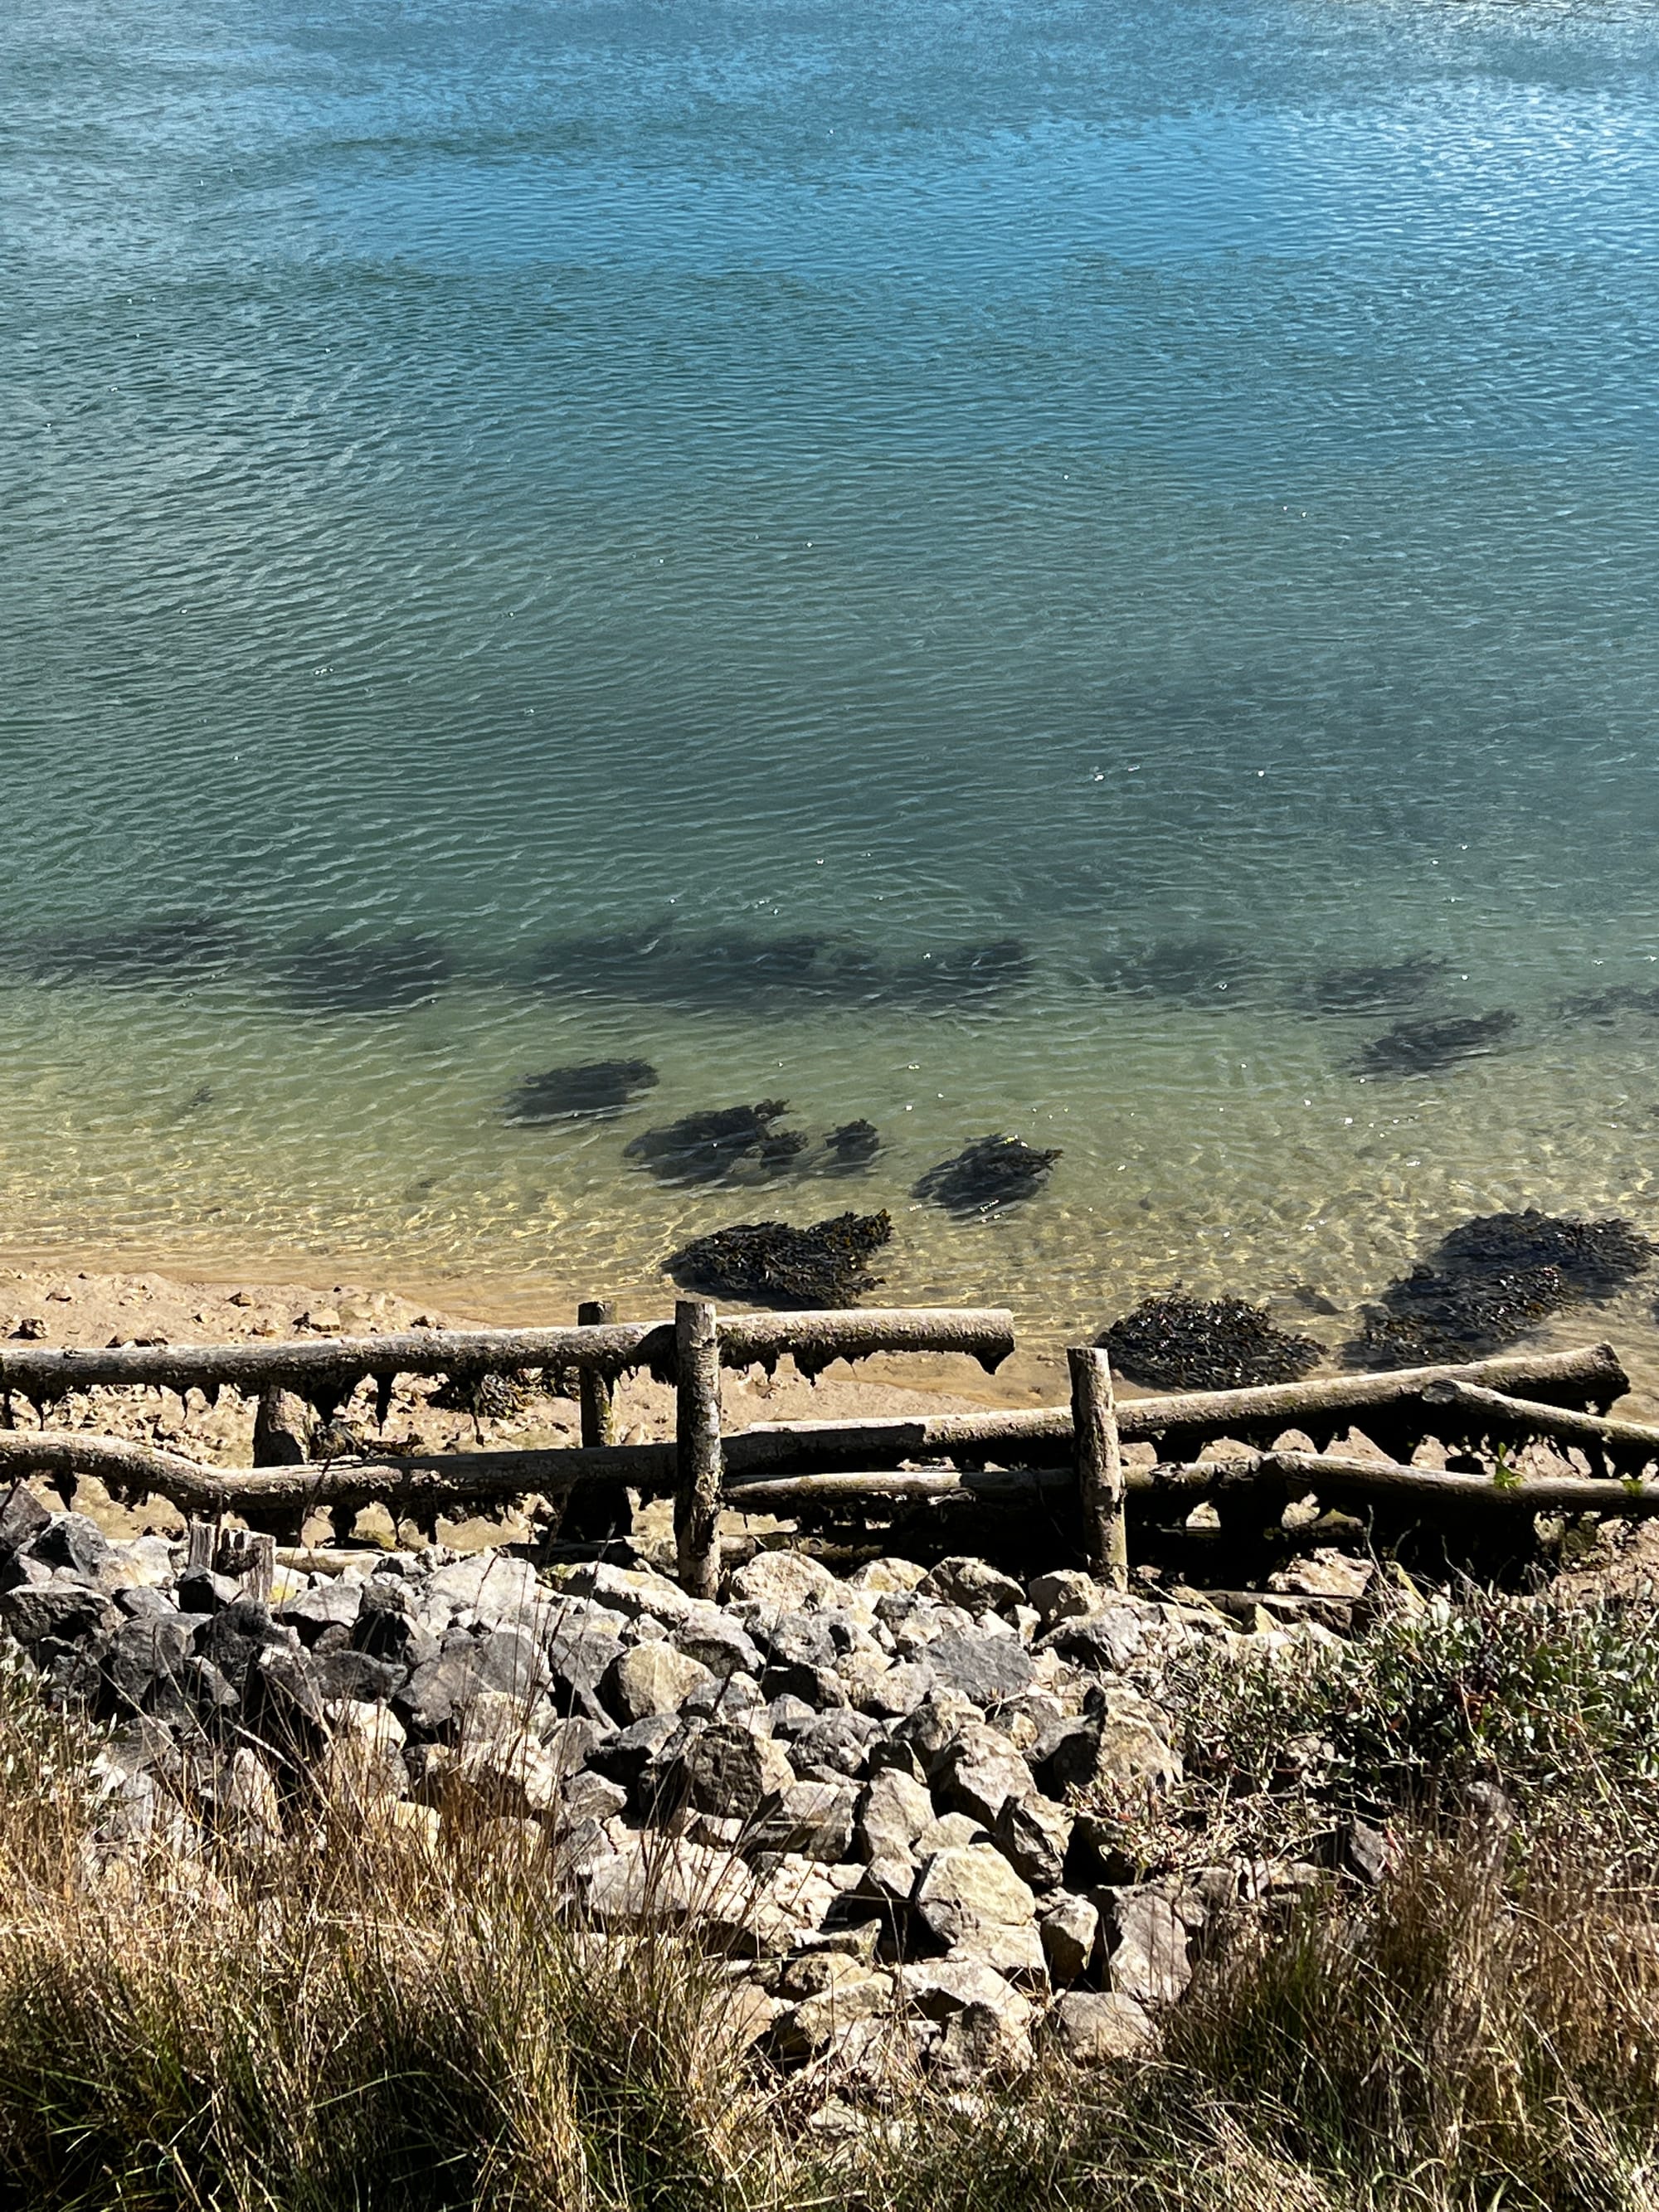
5 0 1659 1354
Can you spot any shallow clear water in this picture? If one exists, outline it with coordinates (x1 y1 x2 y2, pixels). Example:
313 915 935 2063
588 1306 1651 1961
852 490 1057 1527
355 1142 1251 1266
5 0 1659 1352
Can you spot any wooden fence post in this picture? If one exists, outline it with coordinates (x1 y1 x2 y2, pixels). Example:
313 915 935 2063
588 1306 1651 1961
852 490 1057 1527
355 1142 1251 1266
674 1299 722 1599
559 1299 630 1546
1068 1345 1127 1590
577 1300 617 1448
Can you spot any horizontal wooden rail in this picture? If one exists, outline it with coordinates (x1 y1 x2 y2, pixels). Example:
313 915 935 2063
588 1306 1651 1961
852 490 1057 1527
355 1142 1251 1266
0 1305 1014 1407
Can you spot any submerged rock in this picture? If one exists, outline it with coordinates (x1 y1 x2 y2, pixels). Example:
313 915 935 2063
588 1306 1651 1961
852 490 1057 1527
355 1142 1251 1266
505 1060 659 1122
625 1101 807 1185
1349 1209 1656 1369
1098 1293 1323 1392
665 1211 892 1308
1349 1009 1517 1077
275 931 454 1015
1299 955 1448 1018
22 913 247 988
1097 936 1258 1010
913 1135 1060 1216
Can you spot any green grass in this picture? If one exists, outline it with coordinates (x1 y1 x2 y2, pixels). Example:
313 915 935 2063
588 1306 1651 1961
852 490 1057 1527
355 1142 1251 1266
5 1592 1659 2212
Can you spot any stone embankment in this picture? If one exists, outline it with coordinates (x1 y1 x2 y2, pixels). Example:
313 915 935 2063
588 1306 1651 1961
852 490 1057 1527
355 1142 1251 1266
0 1485 1350 2088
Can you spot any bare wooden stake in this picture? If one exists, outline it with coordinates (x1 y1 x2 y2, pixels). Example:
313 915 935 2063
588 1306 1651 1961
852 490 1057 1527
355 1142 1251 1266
1069 1345 1127 1589
674 1299 722 1599
185 1519 216 1576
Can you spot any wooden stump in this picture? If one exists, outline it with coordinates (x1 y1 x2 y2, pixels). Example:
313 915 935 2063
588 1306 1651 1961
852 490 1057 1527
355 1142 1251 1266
674 1299 722 1599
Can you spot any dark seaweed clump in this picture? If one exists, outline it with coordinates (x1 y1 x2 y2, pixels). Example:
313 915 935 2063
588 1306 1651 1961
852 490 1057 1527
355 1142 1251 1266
429 1370 530 1419
21 913 247 989
666 1209 893 1309
1300 955 1448 1018
275 931 454 1015
1347 1208 1657 1370
1096 936 1258 1011
1349 1009 1518 1077
913 1135 1060 1216
821 1120 881 1173
505 1060 659 1123
1098 1293 1324 1392
625 1101 807 1187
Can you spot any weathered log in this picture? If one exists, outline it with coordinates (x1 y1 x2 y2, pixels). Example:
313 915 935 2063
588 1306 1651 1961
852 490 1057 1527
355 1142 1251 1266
1148 1448 1659 1520
1070 1347 1126 1587
719 1344 1628 1476
1117 1342 1629 1451
1415 1380 1659 1473
674 1300 722 1600
0 1306 1014 1405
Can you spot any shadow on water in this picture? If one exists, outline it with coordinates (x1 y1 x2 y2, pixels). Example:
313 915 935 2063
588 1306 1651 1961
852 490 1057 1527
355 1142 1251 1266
523 922 1032 1014
1347 1009 1520 1078
504 1060 659 1123
1345 1209 1656 1369
271 931 455 1016
1095 936 1262 1011
12 913 250 990
1297 954 1450 1018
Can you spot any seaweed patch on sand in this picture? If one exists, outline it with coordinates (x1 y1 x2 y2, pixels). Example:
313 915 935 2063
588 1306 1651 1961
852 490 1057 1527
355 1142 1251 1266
665 1209 892 1307
1099 1292 1323 1391
913 1135 1059 1216
505 1060 659 1123
1348 1209 1656 1369
1350 1009 1517 1077
625 1101 808 1187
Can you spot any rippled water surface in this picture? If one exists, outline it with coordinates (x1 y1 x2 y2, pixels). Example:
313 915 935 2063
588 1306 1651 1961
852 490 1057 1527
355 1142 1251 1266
5 0 1659 1352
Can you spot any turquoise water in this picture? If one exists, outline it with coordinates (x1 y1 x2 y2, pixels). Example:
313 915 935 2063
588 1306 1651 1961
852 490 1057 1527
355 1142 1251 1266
6 0 1659 1349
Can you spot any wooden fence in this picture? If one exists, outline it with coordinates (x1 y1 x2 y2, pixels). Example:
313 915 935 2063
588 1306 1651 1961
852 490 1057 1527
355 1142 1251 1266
1 1305 1656 1589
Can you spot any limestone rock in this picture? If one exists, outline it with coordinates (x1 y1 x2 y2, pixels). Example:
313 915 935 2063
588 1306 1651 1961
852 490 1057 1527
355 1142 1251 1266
1039 1891 1099 1985
1045 1990 1154 2065
912 1844 1038 1949
750 1780 859 1863
729 1551 842 1615
917 1559 1025 1617
606 1641 716 1724
936 1723 1035 1830
855 1768 935 1864
992 1792 1072 1892
1100 1887 1192 2005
